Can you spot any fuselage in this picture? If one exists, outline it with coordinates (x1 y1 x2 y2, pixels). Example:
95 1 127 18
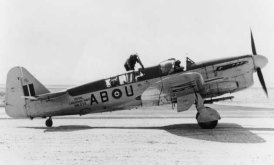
20 54 259 118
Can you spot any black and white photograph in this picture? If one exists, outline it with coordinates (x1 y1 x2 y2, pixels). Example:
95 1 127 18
0 0 274 164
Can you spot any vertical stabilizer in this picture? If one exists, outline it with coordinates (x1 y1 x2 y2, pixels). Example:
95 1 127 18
5 67 50 118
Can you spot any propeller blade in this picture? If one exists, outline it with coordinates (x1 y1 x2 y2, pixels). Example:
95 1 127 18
257 68 268 97
251 30 257 55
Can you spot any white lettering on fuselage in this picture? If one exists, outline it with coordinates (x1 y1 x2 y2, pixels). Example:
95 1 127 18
70 96 89 108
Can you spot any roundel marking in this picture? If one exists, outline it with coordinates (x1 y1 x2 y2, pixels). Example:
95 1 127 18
112 89 122 99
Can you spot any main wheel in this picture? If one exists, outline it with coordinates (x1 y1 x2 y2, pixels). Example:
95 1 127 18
196 112 219 129
45 118 53 127
198 120 218 129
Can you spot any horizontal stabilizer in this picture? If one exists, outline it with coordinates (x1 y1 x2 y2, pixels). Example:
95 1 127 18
22 91 67 101
21 96 38 101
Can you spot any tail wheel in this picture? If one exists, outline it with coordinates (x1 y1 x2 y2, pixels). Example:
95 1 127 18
45 117 53 127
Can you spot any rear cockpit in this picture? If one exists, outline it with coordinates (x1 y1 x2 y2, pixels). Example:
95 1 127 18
105 71 139 88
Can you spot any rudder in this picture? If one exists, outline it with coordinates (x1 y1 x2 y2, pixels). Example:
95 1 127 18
5 67 50 118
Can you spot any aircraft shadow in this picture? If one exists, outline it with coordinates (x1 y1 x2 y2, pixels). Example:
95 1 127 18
21 123 271 143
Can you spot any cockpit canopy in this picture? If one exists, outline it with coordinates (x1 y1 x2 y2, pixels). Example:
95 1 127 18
159 58 176 74
159 58 184 74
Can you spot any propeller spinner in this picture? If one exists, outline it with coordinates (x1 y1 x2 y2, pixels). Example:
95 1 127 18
251 30 268 97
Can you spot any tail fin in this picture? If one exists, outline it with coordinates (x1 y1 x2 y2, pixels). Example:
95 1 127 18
5 67 50 118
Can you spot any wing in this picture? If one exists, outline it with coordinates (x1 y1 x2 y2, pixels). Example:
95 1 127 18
148 72 205 112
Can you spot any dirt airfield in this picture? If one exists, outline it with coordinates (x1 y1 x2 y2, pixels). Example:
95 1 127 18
1 104 274 165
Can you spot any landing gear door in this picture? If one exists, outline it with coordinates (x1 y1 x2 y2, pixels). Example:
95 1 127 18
176 93 195 112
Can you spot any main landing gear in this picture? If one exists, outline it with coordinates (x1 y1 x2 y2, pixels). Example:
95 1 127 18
195 93 221 129
45 117 53 127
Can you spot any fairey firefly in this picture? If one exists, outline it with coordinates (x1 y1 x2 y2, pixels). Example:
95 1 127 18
5 32 268 129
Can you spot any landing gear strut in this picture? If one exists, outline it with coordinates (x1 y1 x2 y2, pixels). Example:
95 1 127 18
45 117 53 127
195 93 220 129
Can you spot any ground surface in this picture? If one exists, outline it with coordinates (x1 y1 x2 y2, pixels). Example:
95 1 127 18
1 105 274 165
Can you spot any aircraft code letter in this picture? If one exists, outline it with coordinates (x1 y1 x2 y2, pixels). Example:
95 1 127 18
100 91 109 102
90 94 98 105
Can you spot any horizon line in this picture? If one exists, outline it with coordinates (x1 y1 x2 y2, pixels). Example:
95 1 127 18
0 83 274 89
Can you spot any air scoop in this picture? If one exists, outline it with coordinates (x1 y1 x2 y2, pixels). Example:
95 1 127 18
252 55 268 69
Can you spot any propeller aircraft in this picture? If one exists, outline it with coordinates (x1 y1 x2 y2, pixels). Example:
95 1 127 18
5 31 268 129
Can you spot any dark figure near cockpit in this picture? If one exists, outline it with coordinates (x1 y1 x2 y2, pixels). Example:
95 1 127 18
174 60 184 73
124 54 144 71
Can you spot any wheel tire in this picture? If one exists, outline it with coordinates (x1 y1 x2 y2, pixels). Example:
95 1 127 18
45 118 53 127
198 120 218 129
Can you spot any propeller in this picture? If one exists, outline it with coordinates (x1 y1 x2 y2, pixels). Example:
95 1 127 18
250 30 268 97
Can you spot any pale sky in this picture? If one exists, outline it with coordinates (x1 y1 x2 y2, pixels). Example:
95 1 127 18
0 0 274 87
